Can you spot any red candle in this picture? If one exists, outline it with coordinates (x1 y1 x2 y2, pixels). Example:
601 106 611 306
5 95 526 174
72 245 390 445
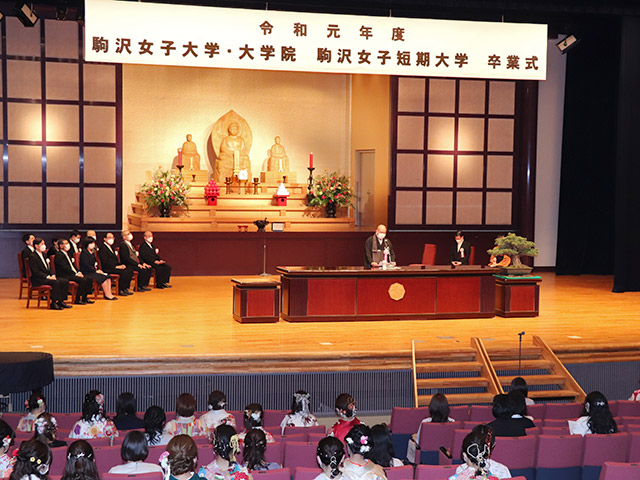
178 148 183 166
309 152 314 169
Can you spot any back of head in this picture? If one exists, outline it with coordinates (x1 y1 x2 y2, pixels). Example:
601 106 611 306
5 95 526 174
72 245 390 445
243 428 267 470
63 440 99 480
144 406 166 444
26 392 47 413
461 425 495 474
10 439 52 480
121 431 149 463
335 393 356 419
510 377 529 397
214 424 239 461
243 403 264 430
0 419 16 451
429 393 450 422
167 434 198 476
208 390 227 411
82 390 104 422
316 436 345 478
176 393 197 418
115 392 137 418
584 391 617 434
507 390 528 417
290 390 311 414
491 394 512 419
365 424 395 467
344 424 372 456
33 413 58 443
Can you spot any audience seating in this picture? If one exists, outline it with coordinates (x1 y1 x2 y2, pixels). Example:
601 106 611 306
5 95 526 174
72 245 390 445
448 405 470 422
527 403 546 419
102 474 163 480
535 434 584 480
438 428 469 466
264 409 288 427
307 432 326 444
598 461 640 480
541 426 570 435
417 421 461 465
283 442 321 469
614 401 640 417
1 413 20 429
491 435 537 480
264 439 284 465
293 466 322 480
581 432 629 480
544 403 582 420
390 406 430 460
23 261 52 309
468 405 493 422
383 465 414 480
627 432 640 462
249 468 291 480
415 464 458 480
94 445 124 473
283 425 326 439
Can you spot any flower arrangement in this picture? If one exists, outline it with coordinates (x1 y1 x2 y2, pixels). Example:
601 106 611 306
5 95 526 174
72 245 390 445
204 179 221 197
308 171 354 207
140 167 190 207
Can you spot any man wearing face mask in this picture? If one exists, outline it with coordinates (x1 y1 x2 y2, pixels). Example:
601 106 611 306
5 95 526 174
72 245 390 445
138 231 172 289
21 233 36 265
364 224 396 268
68 230 82 255
450 230 471 266
54 239 94 305
28 238 71 310
119 230 152 292
98 232 134 296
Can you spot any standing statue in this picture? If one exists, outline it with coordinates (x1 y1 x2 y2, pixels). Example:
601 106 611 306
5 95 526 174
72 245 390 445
181 134 201 170
267 136 290 172
211 111 253 182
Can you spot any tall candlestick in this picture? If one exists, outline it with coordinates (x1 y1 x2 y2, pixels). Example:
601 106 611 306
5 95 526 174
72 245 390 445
177 148 183 166
309 152 314 169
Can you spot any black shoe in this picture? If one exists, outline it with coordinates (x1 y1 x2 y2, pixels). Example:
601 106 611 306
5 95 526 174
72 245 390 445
138 286 151 292
105 296 118 300
74 299 87 305
50 303 63 310
58 301 72 309
84 298 95 304
119 290 132 296
156 284 166 289
162 284 172 288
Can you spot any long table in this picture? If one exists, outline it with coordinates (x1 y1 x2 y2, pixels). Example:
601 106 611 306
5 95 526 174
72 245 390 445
277 265 496 321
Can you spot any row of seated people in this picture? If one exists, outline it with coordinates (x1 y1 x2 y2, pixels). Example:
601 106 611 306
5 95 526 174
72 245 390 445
20 230 172 310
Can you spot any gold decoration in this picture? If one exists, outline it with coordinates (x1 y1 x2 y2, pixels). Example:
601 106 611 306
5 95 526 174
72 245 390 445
388 282 405 301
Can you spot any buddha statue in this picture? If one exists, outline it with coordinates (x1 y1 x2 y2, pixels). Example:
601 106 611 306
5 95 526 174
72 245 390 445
215 122 252 181
181 134 201 170
267 136 290 172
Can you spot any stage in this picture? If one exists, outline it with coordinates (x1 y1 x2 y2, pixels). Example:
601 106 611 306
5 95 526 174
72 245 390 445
4 272 640 377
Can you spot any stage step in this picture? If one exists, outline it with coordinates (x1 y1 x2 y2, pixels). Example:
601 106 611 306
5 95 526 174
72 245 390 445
418 393 495 406
486 347 544 359
528 389 584 399
416 377 489 389
415 361 483 373
498 374 567 386
491 359 554 370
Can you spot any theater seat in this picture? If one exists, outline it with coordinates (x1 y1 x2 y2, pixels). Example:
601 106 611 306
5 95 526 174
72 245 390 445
535 434 584 480
249 468 291 480
599 461 640 480
409 244 437 266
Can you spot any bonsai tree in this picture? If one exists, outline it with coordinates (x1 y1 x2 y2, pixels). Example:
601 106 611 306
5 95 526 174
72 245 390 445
487 233 539 267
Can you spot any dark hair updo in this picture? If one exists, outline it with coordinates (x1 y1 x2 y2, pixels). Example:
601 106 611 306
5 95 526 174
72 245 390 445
335 393 356 419
213 424 239 462
33 413 58 444
167 435 198 476
144 405 166 445
243 403 264 430
584 391 617 434
428 393 450 423
10 439 52 480
26 392 47 413
176 393 197 418
344 424 372 456
317 436 345 478
461 425 495 476
0 420 16 452
243 428 268 470
62 440 99 480
208 390 227 411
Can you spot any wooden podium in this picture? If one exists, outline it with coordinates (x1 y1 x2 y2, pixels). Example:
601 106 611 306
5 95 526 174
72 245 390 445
231 277 280 323
494 275 542 317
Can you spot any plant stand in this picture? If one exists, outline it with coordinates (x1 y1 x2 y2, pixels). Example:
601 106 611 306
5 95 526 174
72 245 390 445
494 275 542 317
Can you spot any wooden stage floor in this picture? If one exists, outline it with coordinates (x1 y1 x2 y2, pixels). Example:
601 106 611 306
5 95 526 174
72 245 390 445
3 272 640 376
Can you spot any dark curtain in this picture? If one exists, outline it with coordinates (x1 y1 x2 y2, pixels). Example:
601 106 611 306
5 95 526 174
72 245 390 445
555 19 621 275
613 16 640 292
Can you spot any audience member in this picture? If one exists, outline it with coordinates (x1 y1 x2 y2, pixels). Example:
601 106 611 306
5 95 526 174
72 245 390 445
280 390 319 434
342 425 386 480
328 393 361 444
144 406 172 446
79 238 117 301
202 424 249 480
242 428 280 471
507 391 534 422
139 231 172 289
0 420 16 478
17 392 47 432
21 233 35 265
450 231 471 266
199 390 236 439
487 394 533 437
119 230 152 292
568 390 617 436
449 425 511 479
9 439 51 480
47 238 60 259
510 377 534 406
164 393 204 437
316 436 345 480
113 392 145 431
69 230 82 255
29 238 71 310
69 390 119 439
55 239 94 305
99 233 134 296
86 231 97 242
61 440 100 480
32 413 66 449
161 435 206 480
413 393 455 444
108 431 164 474
238 403 274 444
629 379 640 401
366 424 403 467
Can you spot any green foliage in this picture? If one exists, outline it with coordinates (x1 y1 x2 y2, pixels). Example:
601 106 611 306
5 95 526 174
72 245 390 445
487 233 539 266
140 167 190 207
308 171 355 208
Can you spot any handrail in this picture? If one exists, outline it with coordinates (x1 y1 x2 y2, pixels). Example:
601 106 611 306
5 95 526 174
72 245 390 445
533 335 586 402
472 337 504 396
411 340 419 407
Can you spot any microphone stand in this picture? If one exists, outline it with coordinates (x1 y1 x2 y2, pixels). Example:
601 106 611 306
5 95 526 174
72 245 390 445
518 331 525 375
259 236 269 276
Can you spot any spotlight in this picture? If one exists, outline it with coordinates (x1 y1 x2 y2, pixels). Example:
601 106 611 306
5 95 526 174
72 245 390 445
14 1 38 27
556 34 579 54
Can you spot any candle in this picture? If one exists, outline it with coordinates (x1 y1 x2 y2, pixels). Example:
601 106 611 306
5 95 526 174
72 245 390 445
309 152 314 169
178 148 183 166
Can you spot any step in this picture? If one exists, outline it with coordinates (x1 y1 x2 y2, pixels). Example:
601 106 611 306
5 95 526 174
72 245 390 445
415 361 483 373
487 347 544 360
414 347 477 361
416 377 489 389
417 392 495 406
498 374 567 386
491 359 554 370
528 389 582 399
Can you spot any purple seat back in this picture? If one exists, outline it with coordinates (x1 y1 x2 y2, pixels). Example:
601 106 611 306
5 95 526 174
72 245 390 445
264 410 288 428
463 421 481 430
308 432 326 444
527 403 546 419
541 426 570 435
628 432 640 462
197 444 215 465
55 414 81 431
615 401 640 417
535 435 585 469
283 425 326 439
250 468 291 480
94 445 123 473
383 465 414 480
102 473 163 480
544 403 583 420
1 413 21 430
283 442 318 469
415 464 458 480
582 432 629 467
491 435 537 469
599 461 640 480
449 406 470 422
51 444 69 476
293 467 322 480
439 429 470 466
390 407 430 434
264 439 284 465
469 405 493 422
621 416 640 425
418 422 460 451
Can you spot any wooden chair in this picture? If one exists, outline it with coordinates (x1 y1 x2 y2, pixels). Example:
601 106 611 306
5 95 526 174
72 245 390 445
469 246 476 265
23 261 52 309
95 252 120 296
116 247 139 291
17 252 29 299
409 243 437 266
49 255 78 302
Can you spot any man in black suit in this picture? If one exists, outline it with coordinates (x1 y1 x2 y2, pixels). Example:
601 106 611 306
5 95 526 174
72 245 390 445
54 239 94 305
364 224 396 268
98 232 134 296
29 238 71 310
119 230 152 292
138 231 172 289
450 230 471 266
21 233 35 265
68 230 82 256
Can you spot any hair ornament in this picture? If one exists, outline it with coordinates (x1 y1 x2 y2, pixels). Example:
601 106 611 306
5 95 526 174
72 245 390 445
2 436 11 449
35 417 47 435
37 398 44 407
24 399 29 409
594 400 606 407
68 451 86 460
159 451 170 480
29 456 43 465
345 437 354 444
360 445 371 453
360 436 368 445
228 434 240 462
11 449 19 458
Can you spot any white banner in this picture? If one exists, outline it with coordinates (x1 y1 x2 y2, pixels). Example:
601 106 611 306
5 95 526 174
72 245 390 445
84 0 547 80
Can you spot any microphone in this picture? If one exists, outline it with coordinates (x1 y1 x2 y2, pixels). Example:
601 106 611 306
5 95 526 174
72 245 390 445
439 446 452 459
518 331 525 374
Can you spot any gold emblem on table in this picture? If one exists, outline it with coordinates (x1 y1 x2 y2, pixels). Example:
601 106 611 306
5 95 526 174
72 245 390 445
388 282 405 301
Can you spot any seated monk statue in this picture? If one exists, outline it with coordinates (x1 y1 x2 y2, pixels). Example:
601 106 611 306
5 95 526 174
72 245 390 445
182 134 201 170
267 136 290 172
216 122 252 180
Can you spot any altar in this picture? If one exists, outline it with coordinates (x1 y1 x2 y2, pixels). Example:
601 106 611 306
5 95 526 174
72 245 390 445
277 265 496 322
